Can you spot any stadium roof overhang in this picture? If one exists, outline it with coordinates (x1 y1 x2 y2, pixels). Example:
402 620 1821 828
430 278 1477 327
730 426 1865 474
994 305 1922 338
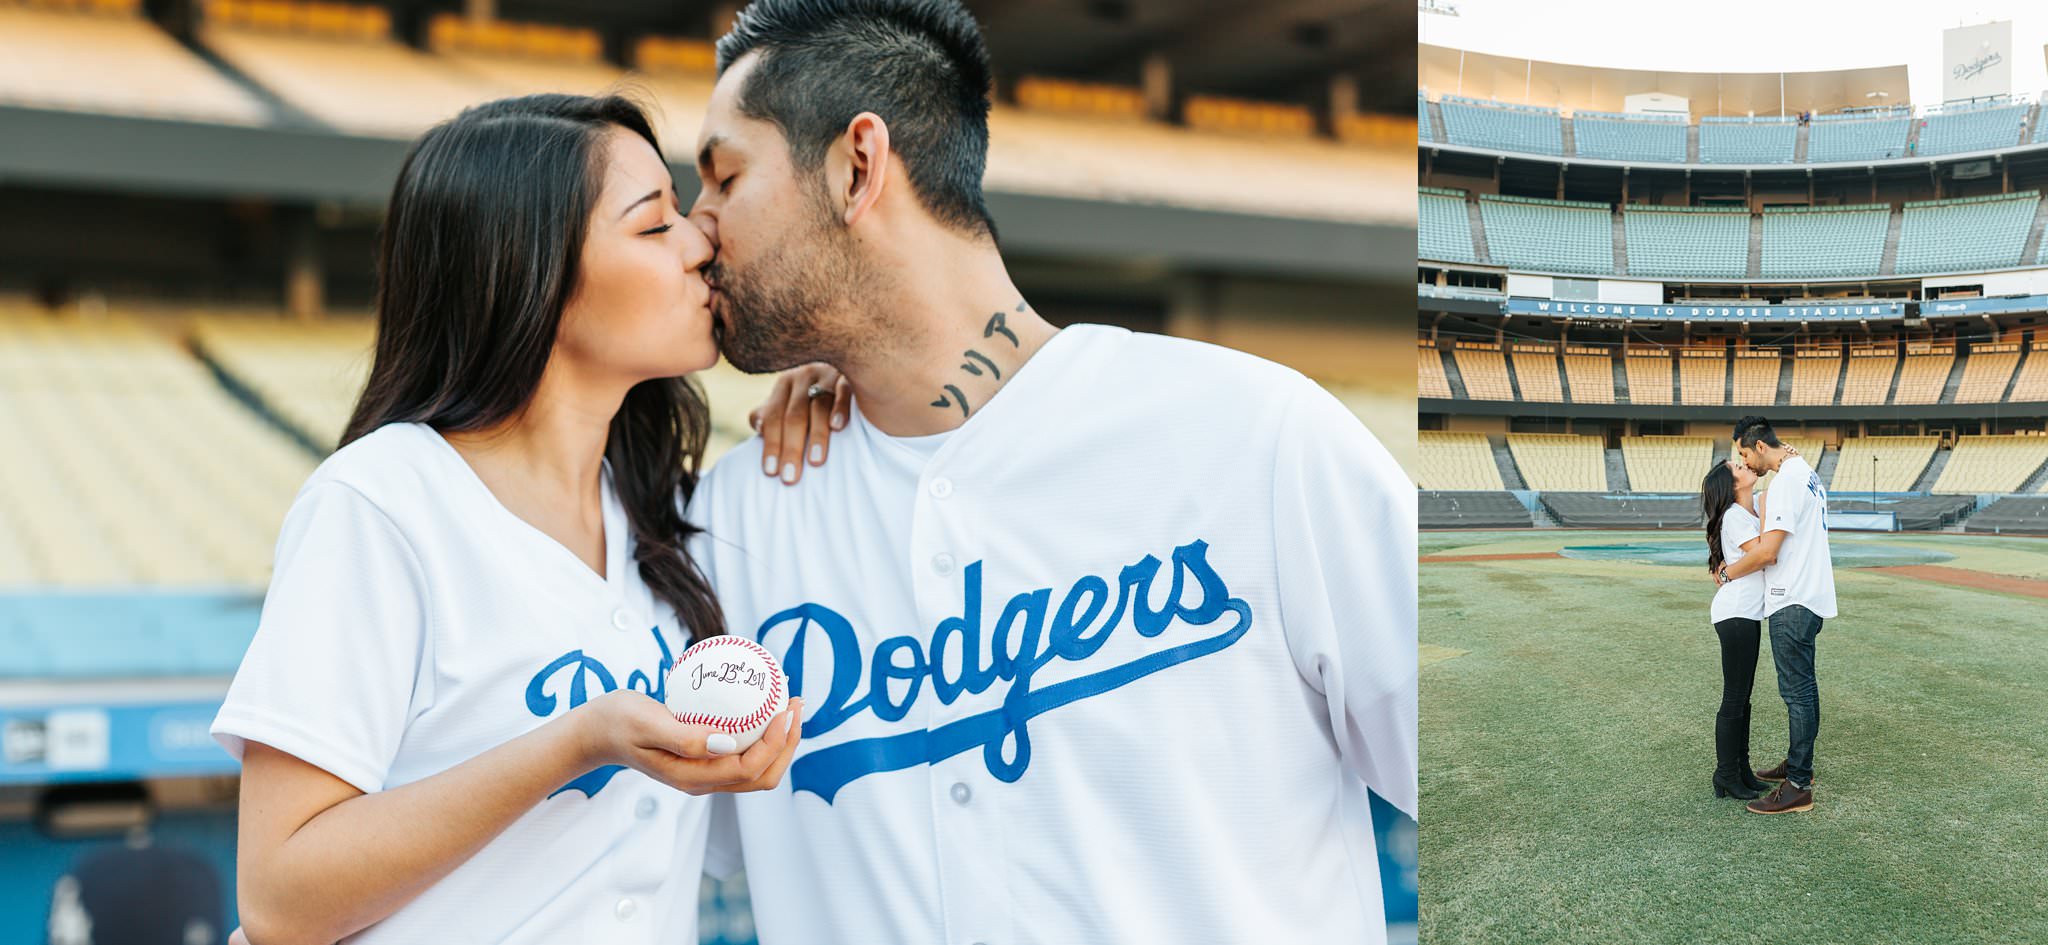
1420 43 1912 118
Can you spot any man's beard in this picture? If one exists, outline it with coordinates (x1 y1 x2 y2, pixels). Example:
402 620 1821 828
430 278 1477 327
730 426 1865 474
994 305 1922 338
708 201 868 374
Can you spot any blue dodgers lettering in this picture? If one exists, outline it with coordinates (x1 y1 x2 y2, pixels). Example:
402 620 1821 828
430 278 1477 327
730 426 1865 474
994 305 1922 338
760 539 1252 804
526 626 675 798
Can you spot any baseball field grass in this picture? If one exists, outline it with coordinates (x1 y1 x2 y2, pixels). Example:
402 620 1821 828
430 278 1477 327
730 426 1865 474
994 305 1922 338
1419 529 2048 945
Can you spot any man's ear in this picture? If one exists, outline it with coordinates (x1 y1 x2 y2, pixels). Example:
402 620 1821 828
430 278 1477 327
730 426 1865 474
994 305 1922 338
842 112 891 227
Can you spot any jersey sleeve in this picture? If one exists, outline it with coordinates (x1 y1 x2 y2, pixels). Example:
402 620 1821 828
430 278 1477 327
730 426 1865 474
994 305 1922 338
1268 382 1419 821
1727 510 1761 549
210 481 433 794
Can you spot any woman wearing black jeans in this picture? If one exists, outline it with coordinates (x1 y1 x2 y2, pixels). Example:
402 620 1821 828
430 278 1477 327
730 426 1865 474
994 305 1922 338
1701 460 1774 800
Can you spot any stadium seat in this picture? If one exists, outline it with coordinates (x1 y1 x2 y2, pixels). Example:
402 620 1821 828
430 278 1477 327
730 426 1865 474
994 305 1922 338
1838 347 1898 405
1731 350 1781 405
1698 116 1796 164
1417 91 1432 141
1830 436 1937 492
1914 102 2029 156
191 316 374 450
1623 207 1747 278
1954 342 2022 403
1418 341 1452 399
1677 349 1727 405
1754 436 1828 495
2009 342 2048 402
1624 351 1674 405
1562 348 1615 403
1571 111 1686 163
0 4 269 124
1931 435 2048 494
1417 431 1506 491
1893 192 2038 274
1506 433 1605 491
1478 195 1612 274
1452 342 1513 400
1508 345 1563 402
1419 187 1477 262
1620 436 1711 492
1805 113 1910 163
1540 493 1700 527
1789 348 1843 405
1965 496 2048 533
1760 205 1888 278
1437 95 1563 155
1891 344 1954 405
1418 491 1530 529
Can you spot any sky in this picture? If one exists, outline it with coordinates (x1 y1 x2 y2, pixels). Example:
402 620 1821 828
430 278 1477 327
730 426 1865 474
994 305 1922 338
1418 0 2048 110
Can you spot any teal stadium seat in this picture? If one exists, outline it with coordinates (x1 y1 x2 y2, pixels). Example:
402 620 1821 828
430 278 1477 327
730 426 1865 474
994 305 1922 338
1698 116 1796 164
1418 91 1432 141
1915 102 2028 156
1419 187 1476 262
1438 95 1563 155
1571 111 1686 163
1760 205 1889 278
1478 195 1612 274
1806 112 1911 163
1624 206 1747 277
1894 191 2039 274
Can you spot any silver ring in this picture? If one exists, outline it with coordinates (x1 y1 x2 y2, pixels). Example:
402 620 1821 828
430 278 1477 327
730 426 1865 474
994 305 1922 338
806 383 827 399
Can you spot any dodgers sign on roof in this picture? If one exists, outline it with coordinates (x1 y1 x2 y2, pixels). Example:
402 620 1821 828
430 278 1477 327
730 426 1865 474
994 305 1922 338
1504 299 1906 321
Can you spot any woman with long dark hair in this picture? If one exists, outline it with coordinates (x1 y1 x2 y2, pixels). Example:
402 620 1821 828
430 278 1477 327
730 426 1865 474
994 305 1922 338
209 94 814 944
1701 459 1774 801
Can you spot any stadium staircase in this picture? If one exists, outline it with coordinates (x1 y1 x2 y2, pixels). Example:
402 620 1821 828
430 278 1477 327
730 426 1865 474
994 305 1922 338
1686 123 1700 163
2004 343 2034 402
1828 352 1849 402
1611 355 1631 403
2020 457 2048 494
1604 447 1630 491
1426 99 1448 143
1814 444 1841 485
1440 348 1471 399
1882 350 1905 403
1466 199 1492 263
1879 207 1903 275
1939 349 1969 404
1610 210 1627 272
1774 354 1794 406
1793 122 1810 162
172 33 324 132
1529 503 1561 527
1745 213 1763 279
2021 194 2048 265
1561 116 1577 157
1911 448 1951 493
1903 118 1924 156
1488 435 1527 490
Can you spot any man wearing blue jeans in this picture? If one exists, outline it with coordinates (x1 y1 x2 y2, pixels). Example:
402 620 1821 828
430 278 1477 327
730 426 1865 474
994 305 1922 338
1716 419 1836 814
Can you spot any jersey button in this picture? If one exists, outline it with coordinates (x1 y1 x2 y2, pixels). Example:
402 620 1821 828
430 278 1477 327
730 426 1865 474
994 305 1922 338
636 796 657 819
932 553 956 575
950 781 972 805
614 897 637 921
611 608 630 631
928 477 954 499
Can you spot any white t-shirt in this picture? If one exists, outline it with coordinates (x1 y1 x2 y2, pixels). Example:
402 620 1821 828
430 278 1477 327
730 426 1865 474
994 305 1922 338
1759 453 1838 619
211 423 711 945
690 325 1418 945
1710 504 1765 624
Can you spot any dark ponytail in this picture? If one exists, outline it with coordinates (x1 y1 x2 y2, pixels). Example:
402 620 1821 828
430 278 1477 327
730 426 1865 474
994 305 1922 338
344 92 724 642
1701 461 1736 576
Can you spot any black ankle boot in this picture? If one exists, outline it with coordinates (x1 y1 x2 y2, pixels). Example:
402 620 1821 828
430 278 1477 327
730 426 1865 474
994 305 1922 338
1713 770 1763 799
1739 761 1770 792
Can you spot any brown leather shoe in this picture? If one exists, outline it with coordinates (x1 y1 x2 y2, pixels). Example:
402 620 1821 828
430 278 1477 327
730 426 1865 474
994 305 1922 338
1753 760 1787 782
1746 779 1813 814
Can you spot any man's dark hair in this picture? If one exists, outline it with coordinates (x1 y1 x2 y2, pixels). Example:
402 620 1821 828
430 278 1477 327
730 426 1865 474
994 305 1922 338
716 0 997 240
1732 415 1769 442
1737 419 1782 450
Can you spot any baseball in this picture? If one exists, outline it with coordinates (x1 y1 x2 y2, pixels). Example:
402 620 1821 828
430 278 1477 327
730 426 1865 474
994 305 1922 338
664 636 788 752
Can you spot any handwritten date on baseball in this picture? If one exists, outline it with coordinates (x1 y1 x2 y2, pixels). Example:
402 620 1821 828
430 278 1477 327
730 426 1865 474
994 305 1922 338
691 660 771 692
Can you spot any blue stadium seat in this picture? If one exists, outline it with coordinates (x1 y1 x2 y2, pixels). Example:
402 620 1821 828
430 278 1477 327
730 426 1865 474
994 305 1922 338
1418 92 1432 141
1571 111 1686 163
1806 113 1911 163
1698 116 1796 164
1437 95 1563 155
1623 206 1747 277
1419 187 1476 262
1478 195 1612 273
1916 102 2028 156
1760 205 1889 277
1894 191 2039 274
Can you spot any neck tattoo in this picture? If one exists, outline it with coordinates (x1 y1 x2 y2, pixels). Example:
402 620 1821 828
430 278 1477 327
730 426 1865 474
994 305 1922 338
930 300 1029 419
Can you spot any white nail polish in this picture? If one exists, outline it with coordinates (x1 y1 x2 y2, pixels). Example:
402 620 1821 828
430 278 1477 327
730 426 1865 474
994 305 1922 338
707 733 737 755
831 414 846 431
782 463 799 484
810 445 824 464
764 456 778 477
